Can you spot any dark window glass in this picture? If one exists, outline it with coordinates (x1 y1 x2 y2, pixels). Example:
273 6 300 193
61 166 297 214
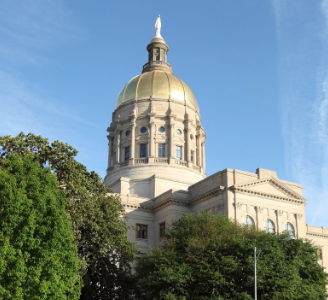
136 224 148 239
176 146 182 160
158 144 165 158
159 127 165 133
140 144 147 158
126 130 131 137
125 147 130 160
159 222 165 237
141 127 147 133
318 248 323 260
191 151 194 163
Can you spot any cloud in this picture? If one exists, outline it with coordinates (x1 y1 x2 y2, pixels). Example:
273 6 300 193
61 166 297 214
0 0 84 65
271 0 328 227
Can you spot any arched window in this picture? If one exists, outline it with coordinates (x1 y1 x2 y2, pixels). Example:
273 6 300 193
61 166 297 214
284 222 295 237
243 216 255 227
264 220 275 233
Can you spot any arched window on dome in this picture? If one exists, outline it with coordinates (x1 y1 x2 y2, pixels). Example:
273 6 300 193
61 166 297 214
284 222 295 237
264 220 275 234
243 216 255 227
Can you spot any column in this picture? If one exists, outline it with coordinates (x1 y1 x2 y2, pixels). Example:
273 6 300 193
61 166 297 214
116 131 120 164
170 124 175 159
150 121 155 157
202 140 206 173
186 128 190 162
107 137 112 169
130 122 135 159
197 135 202 167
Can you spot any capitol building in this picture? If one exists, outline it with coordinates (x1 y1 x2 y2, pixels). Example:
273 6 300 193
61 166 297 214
104 17 328 270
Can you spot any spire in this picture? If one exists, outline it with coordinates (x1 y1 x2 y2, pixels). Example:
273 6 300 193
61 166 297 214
142 16 172 74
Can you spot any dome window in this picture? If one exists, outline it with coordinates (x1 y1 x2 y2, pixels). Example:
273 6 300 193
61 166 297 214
176 129 182 135
140 127 147 133
126 130 131 137
159 127 165 133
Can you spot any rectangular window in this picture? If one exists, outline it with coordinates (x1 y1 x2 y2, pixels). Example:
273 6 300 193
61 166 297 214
175 146 182 160
125 147 130 160
159 222 166 237
158 144 165 158
136 224 148 239
191 150 194 163
140 144 147 158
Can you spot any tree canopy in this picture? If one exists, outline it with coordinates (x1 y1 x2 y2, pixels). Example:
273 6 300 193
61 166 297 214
135 212 328 300
0 154 80 299
0 133 137 299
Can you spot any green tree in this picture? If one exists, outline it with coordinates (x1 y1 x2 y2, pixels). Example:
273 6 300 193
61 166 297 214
0 133 137 299
0 154 80 299
135 212 328 300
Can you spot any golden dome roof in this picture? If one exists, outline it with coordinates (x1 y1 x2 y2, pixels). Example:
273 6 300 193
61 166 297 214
115 71 199 110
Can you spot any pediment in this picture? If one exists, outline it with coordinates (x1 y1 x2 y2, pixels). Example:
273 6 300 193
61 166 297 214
231 178 305 204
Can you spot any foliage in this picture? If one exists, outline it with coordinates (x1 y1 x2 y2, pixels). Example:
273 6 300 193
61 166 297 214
0 154 80 299
135 212 328 300
0 133 137 299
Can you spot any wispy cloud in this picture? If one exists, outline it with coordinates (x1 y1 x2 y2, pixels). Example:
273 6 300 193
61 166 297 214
0 1 89 139
271 0 328 227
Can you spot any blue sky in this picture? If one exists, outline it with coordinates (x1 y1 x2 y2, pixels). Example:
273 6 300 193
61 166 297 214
0 0 327 228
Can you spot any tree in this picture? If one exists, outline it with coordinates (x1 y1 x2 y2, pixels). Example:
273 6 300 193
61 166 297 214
135 212 328 300
0 133 137 299
0 154 80 299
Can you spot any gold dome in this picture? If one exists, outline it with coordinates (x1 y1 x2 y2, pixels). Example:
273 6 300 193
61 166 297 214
115 71 199 110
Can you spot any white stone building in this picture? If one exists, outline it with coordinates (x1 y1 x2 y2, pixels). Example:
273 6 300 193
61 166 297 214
104 20 328 270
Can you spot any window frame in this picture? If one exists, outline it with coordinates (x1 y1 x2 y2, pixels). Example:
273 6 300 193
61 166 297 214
264 219 275 233
158 143 165 158
243 215 255 227
125 146 130 160
284 222 295 237
136 224 148 239
175 145 182 160
140 144 147 158
159 222 166 238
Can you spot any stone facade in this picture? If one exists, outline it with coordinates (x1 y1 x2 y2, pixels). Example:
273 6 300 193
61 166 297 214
104 28 328 270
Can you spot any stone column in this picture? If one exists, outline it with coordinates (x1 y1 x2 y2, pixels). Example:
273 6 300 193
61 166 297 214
202 140 206 173
116 130 121 164
130 122 136 165
186 127 191 162
197 135 202 167
107 137 112 169
149 118 155 162
169 123 175 165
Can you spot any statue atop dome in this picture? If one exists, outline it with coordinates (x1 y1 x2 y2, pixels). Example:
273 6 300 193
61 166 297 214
155 15 161 37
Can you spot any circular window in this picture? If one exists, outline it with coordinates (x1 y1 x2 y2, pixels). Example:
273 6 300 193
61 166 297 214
190 134 194 140
126 130 131 137
176 129 181 135
140 127 147 133
159 127 165 133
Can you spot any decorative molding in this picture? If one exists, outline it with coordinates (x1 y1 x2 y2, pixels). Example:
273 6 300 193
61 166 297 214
190 186 225 206
235 202 242 210
278 210 283 216
306 232 328 239
232 178 305 203
297 213 303 219
257 206 264 213
230 185 305 205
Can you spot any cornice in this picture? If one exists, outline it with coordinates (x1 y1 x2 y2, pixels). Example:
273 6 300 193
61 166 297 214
306 232 328 239
231 178 306 205
230 187 305 205
190 186 225 206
